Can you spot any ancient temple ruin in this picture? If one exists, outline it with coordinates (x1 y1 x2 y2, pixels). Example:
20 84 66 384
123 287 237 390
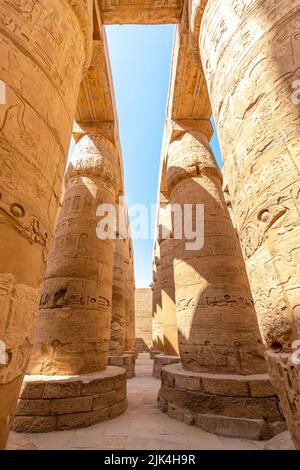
0 0 300 451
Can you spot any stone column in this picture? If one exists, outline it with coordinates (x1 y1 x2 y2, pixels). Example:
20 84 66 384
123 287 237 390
153 203 180 379
158 131 285 440
151 244 164 358
12 133 127 433
0 0 93 448
108 234 136 378
123 240 137 377
109 237 126 356
125 239 136 352
200 0 300 447
130 244 136 355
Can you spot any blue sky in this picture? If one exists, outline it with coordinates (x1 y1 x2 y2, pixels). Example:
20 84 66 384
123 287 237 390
106 25 222 287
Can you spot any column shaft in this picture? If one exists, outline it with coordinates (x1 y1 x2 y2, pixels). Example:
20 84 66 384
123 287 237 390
152 246 164 353
158 203 179 356
110 238 126 356
125 240 136 352
29 133 119 375
167 132 265 375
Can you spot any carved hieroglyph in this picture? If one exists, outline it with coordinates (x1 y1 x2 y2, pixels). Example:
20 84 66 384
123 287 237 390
152 244 164 352
200 0 300 447
28 133 119 375
167 132 266 374
157 203 179 356
0 0 92 449
110 237 126 356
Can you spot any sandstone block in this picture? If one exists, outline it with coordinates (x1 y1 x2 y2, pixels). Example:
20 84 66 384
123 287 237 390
43 382 81 399
248 376 276 397
16 400 51 417
195 413 266 440
12 416 57 434
20 382 44 400
50 397 93 415
201 376 249 397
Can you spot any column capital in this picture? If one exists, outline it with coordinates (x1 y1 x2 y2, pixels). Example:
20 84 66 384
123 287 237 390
167 131 222 193
73 121 115 144
170 118 213 142
67 131 120 193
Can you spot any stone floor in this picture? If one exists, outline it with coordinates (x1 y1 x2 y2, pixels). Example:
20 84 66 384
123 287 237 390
6 354 294 450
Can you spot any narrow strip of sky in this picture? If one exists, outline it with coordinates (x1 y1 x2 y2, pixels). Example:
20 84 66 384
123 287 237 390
106 25 223 287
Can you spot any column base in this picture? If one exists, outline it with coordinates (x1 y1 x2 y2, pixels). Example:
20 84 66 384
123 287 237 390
12 367 127 433
152 354 180 379
126 349 139 360
150 348 162 360
158 364 286 440
266 350 300 449
108 353 136 379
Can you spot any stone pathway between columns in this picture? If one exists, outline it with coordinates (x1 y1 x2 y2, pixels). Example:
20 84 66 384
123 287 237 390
6 354 294 451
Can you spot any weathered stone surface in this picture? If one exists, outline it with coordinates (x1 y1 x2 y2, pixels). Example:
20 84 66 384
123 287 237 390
157 202 179 356
55 399 127 431
16 400 51 417
108 353 136 379
195 414 267 441
93 388 126 410
43 382 81 399
12 416 57 434
248 377 276 398
161 385 281 421
199 0 300 447
125 239 136 352
158 363 285 439
150 349 161 360
110 236 126 356
135 288 152 352
152 243 164 352
13 368 127 433
152 354 180 379
19 382 45 400
201 377 248 397
266 351 300 449
50 397 93 416
0 0 93 449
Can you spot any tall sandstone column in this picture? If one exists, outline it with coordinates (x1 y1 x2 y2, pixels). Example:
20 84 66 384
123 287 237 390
0 0 92 447
200 0 300 447
125 239 136 352
129 250 136 354
158 131 285 439
108 234 136 378
124 239 137 377
109 237 126 356
151 244 164 357
13 133 127 433
153 203 180 378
